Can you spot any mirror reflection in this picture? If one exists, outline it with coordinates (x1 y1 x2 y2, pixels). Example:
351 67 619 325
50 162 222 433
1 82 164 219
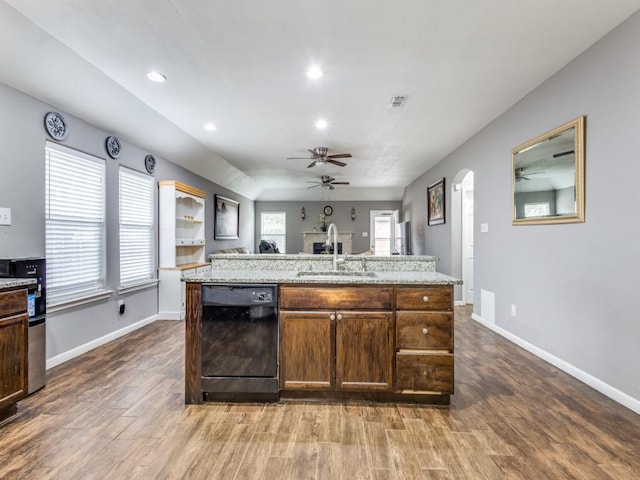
512 116 585 225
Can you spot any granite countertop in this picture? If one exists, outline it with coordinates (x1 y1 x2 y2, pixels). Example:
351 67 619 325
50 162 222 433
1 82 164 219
184 269 461 285
0 278 37 291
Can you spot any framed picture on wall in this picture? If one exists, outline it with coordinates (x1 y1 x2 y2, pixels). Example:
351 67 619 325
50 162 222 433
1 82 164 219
427 178 445 226
214 194 240 239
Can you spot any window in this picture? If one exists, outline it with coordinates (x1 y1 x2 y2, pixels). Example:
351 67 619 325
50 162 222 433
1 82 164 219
260 212 286 253
119 167 155 287
45 141 107 305
524 202 550 218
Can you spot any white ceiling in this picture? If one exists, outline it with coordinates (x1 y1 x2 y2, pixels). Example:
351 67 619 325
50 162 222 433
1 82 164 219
2 0 639 201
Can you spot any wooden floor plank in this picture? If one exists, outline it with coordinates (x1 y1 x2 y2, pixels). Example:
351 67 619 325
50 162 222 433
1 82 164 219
0 312 636 480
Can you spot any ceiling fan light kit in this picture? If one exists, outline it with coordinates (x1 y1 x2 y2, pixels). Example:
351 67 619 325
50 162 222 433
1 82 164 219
287 146 353 174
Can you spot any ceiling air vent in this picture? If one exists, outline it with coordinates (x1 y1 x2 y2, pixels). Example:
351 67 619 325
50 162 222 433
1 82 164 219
389 95 408 107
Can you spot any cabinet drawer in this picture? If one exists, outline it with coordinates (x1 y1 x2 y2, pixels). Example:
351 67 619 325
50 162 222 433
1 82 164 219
395 352 453 393
396 311 452 351
0 289 27 318
280 286 392 310
395 287 452 311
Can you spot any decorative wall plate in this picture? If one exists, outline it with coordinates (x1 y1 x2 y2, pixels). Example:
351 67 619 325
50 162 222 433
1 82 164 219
44 111 68 141
105 136 121 159
323 205 333 216
144 154 156 174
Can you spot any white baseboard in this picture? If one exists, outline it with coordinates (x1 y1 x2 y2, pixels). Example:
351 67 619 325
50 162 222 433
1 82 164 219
471 313 640 416
454 300 466 306
157 310 184 321
46 314 158 369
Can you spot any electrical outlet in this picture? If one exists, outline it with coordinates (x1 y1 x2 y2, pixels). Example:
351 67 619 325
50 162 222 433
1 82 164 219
362 231 368 237
510 304 517 316
0 207 11 226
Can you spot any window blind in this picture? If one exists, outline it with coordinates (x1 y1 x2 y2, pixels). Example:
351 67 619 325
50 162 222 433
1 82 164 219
45 141 106 304
119 167 154 286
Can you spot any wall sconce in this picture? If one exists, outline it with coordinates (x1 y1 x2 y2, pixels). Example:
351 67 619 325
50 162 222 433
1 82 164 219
301 207 306 220
351 207 356 221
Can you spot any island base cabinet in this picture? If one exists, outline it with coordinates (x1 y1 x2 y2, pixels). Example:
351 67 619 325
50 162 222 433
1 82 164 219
395 352 453 393
336 312 393 391
280 311 334 390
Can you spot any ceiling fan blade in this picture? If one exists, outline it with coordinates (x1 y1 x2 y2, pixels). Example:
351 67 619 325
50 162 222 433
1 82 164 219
308 149 319 157
553 150 574 158
307 161 317 168
326 159 347 167
330 181 350 185
287 156 313 160
327 153 352 159
306 184 320 189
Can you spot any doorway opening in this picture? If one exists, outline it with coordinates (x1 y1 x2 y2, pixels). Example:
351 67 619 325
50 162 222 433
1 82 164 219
369 210 400 255
451 170 474 304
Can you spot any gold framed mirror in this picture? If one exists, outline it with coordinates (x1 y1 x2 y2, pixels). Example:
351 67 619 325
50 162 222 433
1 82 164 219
512 116 585 225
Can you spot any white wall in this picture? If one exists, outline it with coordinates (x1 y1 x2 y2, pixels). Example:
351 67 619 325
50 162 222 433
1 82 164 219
0 82 254 365
402 11 640 411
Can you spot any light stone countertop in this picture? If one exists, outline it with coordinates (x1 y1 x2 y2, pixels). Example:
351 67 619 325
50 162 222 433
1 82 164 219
190 253 461 285
0 278 37 291
184 269 461 285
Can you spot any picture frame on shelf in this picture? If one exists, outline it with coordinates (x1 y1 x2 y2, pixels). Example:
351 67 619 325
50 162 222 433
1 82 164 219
214 194 240 239
427 178 445 226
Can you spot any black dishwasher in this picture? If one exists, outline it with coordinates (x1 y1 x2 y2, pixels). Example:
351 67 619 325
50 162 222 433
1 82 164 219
201 284 278 401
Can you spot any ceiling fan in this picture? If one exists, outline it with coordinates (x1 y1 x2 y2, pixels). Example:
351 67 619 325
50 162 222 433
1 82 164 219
287 146 352 168
306 175 350 190
515 167 544 182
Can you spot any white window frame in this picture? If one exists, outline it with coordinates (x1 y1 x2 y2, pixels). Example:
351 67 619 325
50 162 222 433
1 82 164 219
260 212 286 253
119 166 156 291
45 141 111 309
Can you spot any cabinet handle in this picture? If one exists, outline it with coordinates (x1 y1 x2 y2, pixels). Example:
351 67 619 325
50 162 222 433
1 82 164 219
337 314 343 321
422 295 429 302
422 327 429 335
330 314 335 321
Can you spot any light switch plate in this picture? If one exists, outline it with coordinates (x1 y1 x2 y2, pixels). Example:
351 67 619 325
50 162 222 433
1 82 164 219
362 232 368 237
480 223 488 233
0 207 11 225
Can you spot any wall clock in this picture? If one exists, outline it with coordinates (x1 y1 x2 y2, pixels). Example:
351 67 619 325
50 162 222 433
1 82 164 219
44 111 68 141
323 205 333 216
144 154 156 174
105 136 121 159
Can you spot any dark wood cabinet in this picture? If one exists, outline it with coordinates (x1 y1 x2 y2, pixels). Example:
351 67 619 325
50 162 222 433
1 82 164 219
0 288 29 421
280 311 334 390
336 311 393 390
279 285 394 393
395 286 454 395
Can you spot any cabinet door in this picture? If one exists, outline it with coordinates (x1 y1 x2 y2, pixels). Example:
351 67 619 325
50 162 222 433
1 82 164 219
336 311 393 391
0 314 28 408
280 311 334 390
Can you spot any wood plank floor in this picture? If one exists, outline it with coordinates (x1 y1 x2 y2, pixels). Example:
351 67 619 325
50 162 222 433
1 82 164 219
1 306 639 479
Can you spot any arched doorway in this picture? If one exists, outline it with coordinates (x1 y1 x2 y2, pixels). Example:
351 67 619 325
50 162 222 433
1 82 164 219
451 170 474 304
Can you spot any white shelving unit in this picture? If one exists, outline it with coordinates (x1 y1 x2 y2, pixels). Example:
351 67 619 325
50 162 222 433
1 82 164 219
158 181 211 320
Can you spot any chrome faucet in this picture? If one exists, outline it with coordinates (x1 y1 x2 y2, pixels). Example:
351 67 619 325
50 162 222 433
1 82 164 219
326 223 341 271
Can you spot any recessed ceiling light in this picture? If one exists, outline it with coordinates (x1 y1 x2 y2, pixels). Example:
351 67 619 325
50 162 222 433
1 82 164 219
204 123 216 131
315 119 327 129
146 71 167 83
307 66 323 79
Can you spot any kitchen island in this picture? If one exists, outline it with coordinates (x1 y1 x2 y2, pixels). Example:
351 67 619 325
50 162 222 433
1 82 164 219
184 254 461 405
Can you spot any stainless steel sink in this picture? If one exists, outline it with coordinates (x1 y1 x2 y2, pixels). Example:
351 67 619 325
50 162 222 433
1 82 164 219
296 270 378 279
